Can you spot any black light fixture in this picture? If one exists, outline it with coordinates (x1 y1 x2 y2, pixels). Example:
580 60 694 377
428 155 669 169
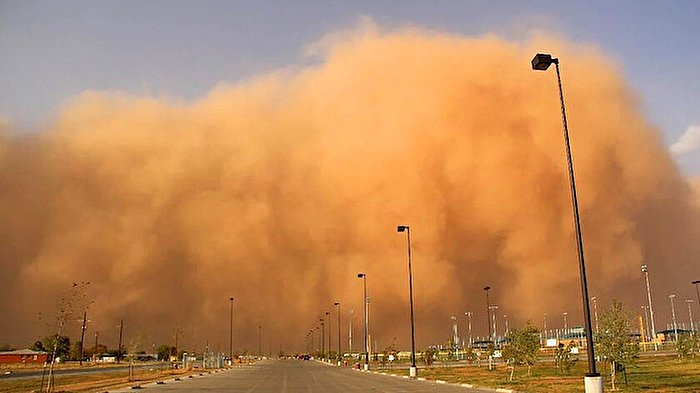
531 53 558 71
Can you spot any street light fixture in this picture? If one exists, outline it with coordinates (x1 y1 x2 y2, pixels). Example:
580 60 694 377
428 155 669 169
484 286 492 341
334 302 342 365
641 265 658 350
397 225 418 378
531 52 601 392
357 273 369 370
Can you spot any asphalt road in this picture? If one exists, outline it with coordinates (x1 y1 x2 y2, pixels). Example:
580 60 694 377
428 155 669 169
111 359 494 392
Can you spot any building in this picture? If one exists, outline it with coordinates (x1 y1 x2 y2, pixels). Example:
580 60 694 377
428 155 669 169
0 349 48 364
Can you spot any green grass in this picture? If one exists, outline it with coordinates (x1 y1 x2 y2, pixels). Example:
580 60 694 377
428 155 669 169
378 356 700 392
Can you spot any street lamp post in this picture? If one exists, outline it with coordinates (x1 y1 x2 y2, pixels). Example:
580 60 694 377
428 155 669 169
641 265 658 350
531 53 601 393
229 297 234 365
490 305 499 340
464 311 473 347
641 306 651 343
357 273 369 370
397 225 418 378
325 311 331 363
591 297 599 334
685 299 695 335
563 312 568 335
669 295 678 342
334 302 341 365
693 281 700 329
348 309 354 353
451 316 459 348
484 286 492 341
320 317 325 360
503 315 509 336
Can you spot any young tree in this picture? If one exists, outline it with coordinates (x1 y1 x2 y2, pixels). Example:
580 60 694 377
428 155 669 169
554 342 576 373
675 333 698 361
157 345 176 361
30 341 46 352
43 335 70 359
502 322 540 380
422 346 437 367
595 299 639 391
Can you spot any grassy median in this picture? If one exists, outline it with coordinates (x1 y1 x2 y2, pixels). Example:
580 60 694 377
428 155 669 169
0 366 203 393
378 355 700 392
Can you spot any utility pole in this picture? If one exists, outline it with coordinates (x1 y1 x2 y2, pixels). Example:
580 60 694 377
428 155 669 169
117 319 124 364
79 312 87 365
94 331 99 361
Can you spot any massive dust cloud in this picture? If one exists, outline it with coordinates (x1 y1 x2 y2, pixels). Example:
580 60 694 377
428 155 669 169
1 25 698 354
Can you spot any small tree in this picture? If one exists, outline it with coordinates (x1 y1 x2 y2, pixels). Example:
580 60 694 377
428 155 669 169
157 345 176 361
595 299 639 391
422 346 437 367
554 342 576 373
43 335 70 359
676 333 698 361
502 322 540 380
31 341 47 352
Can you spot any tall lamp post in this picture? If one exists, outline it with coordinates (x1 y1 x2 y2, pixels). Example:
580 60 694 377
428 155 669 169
319 317 325 360
685 299 695 335
334 302 342 365
531 53 601 392
229 297 234 365
357 273 369 370
591 297 599 334
484 286 492 341
464 311 473 347
325 311 331 363
669 295 678 341
641 265 658 349
397 225 418 378
693 280 700 324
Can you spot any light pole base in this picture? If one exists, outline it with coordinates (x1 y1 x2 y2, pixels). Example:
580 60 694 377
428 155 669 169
409 366 417 378
363 363 369 371
584 375 603 393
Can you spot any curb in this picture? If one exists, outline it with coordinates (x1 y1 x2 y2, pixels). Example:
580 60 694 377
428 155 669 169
356 368 521 393
105 367 235 392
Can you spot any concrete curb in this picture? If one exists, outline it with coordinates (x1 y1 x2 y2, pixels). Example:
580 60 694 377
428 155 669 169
355 368 521 393
105 367 237 392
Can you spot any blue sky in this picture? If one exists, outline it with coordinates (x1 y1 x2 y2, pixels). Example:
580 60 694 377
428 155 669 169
1 0 698 174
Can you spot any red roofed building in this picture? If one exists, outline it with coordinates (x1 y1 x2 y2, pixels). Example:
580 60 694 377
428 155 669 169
0 349 48 364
